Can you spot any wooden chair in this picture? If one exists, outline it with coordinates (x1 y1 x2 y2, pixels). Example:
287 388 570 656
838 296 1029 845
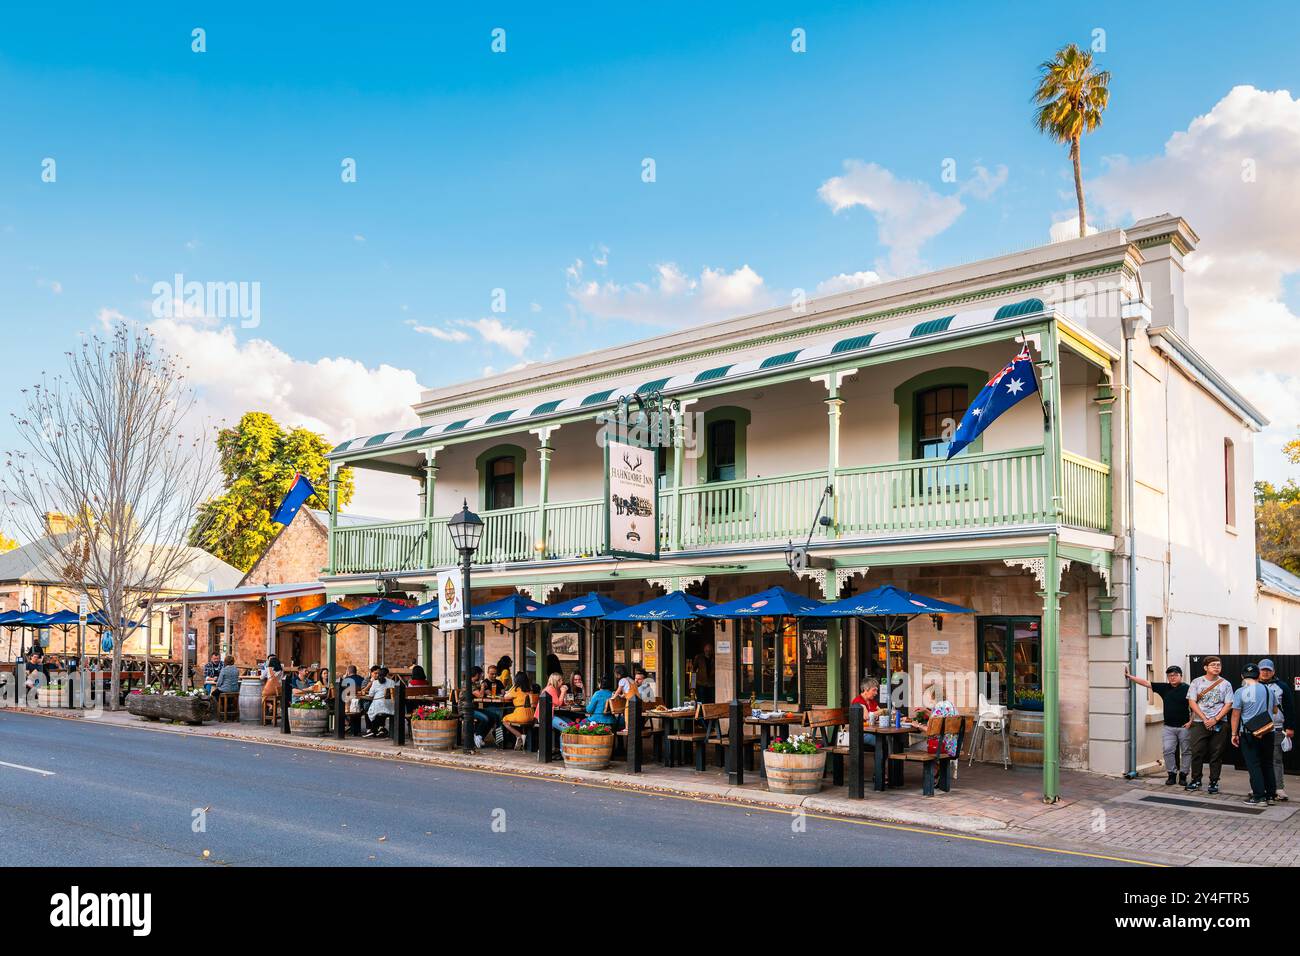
261 696 279 726
666 702 729 771
887 715 966 796
804 706 850 781
215 692 240 722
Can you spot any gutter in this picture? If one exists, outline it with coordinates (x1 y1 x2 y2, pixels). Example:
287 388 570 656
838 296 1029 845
1120 300 1149 779
1147 327 1268 430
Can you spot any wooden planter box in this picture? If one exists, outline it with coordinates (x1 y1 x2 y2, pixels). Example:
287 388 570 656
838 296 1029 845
561 732 614 770
288 706 329 736
127 693 211 725
763 750 827 794
411 718 458 750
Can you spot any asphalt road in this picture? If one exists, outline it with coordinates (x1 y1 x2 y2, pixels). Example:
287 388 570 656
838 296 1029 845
0 712 1138 867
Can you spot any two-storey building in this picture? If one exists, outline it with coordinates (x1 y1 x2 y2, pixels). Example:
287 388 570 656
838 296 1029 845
319 214 1269 800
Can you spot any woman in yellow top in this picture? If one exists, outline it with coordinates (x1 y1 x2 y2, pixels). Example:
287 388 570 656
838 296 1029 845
501 672 535 750
494 655 513 690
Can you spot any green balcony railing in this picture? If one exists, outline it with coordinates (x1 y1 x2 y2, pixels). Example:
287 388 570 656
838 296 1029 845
1060 450 1111 533
328 447 1112 574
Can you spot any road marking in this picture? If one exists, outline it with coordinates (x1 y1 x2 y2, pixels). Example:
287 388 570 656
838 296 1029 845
0 760 55 777
422 761 1166 867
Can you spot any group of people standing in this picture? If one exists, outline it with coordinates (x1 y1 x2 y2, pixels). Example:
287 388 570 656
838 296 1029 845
1126 656 1294 804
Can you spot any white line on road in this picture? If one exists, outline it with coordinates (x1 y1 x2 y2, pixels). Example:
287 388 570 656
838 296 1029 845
0 760 55 777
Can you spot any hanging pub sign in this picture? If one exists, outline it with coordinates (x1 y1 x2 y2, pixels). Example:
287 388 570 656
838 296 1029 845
602 390 672 561
605 436 659 560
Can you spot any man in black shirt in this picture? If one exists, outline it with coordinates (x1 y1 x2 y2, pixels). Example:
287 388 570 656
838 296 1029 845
1125 664 1192 785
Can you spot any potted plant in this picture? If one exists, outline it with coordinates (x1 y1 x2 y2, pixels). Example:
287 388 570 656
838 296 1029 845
410 705 458 750
763 733 826 794
288 693 329 736
560 719 615 770
126 683 212 724
1014 688 1044 712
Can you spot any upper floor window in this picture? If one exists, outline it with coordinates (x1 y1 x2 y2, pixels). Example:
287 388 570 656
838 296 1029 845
914 385 968 460
476 444 526 512
485 456 516 510
707 419 737 482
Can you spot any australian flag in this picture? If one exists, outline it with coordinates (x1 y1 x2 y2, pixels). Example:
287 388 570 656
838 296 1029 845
946 347 1039 459
271 474 316 525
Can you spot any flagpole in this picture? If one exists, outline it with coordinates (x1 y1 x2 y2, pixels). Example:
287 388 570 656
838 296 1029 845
1022 329 1050 424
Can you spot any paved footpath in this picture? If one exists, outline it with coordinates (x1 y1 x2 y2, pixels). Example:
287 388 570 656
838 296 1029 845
5 706 1296 865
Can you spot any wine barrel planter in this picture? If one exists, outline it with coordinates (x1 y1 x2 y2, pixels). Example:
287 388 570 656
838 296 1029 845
1010 709 1044 767
411 718 458 750
36 685 64 708
763 750 827 794
288 706 328 736
560 732 614 770
238 677 264 724
126 693 212 725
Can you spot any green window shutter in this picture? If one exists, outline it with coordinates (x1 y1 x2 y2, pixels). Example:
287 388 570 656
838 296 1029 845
832 333 876 353
636 377 670 395
694 365 732 383
759 350 801 370
910 316 955 338
994 298 1045 321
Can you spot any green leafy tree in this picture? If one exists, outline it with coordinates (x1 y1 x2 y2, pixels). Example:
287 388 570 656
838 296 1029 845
189 412 354 570
1033 42 1111 237
1255 436 1300 575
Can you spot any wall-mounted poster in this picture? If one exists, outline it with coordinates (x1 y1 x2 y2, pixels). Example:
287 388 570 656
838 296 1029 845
605 437 658 560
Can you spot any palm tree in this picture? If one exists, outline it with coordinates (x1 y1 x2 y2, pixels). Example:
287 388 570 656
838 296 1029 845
1033 43 1110 237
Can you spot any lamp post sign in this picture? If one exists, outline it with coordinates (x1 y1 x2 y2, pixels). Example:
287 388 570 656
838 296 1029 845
437 570 464 632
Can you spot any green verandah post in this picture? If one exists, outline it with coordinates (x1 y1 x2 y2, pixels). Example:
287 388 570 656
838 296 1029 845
1041 533 1062 803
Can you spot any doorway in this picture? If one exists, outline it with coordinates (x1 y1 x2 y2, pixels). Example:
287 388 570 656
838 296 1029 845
855 618 909 707
737 617 800 705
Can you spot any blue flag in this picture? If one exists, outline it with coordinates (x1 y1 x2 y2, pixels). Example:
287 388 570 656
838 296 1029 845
271 474 316 525
946 347 1039 459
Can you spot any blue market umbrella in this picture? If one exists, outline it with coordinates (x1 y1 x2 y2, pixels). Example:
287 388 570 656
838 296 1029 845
470 594 549 688
703 587 825 706
324 599 416 668
379 599 440 623
606 591 717 704
521 592 628 694
275 600 363 676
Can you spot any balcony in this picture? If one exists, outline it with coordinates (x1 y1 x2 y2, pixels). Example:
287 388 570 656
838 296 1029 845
328 446 1111 576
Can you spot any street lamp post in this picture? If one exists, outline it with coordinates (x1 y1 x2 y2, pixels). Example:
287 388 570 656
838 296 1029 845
19 597 30 658
447 499 484 754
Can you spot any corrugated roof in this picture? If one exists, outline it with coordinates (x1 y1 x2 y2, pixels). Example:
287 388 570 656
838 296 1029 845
331 297 1050 456
1259 559 1300 602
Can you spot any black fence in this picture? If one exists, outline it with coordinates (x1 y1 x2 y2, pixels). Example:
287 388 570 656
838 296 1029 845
1189 653 1297 776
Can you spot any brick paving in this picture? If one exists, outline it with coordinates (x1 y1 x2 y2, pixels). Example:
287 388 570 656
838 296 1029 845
20 705 1297 866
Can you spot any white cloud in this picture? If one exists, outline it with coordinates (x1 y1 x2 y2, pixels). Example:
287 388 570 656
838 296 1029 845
1090 85 1300 483
147 318 425 517
1048 216 1099 243
353 234 366 243
814 270 882 297
408 321 470 344
465 317 533 358
38 278 63 295
818 160 1006 275
408 317 533 358
567 256 771 327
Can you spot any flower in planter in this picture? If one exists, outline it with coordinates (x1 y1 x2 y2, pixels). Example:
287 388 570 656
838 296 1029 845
767 733 821 755
563 719 613 736
411 705 454 721
290 693 328 710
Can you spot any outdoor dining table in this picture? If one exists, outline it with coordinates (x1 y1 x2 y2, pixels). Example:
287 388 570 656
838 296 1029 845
643 705 701 768
744 711 804 778
869 721 927 791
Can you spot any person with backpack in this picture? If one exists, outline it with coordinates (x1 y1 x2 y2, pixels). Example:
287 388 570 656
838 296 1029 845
1257 659 1294 802
1230 663 1282 806
1185 656 1234 794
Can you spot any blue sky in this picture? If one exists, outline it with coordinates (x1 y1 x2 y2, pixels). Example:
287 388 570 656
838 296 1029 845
2 1 1299 515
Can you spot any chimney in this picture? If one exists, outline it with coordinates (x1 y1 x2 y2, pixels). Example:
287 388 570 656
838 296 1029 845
1123 214 1199 341
43 512 71 536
